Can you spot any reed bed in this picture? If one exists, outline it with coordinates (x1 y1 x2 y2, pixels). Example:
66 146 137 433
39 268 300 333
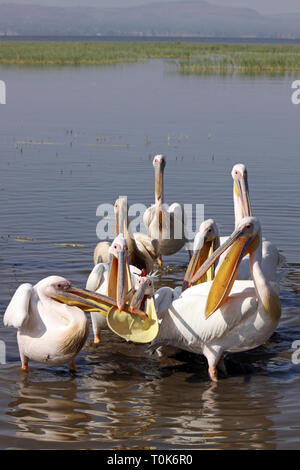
0 41 300 74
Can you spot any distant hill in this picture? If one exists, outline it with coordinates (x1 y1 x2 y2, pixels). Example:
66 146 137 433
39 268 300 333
0 1 300 38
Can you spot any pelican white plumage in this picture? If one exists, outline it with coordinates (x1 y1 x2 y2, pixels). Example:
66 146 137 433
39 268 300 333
3 276 89 371
150 217 281 382
143 155 189 266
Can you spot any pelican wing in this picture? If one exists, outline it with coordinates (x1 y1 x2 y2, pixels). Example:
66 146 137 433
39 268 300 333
143 205 154 232
168 202 186 224
153 284 258 351
154 287 175 317
86 263 109 291
93 241 111 265
3 283 33 328
133 232 158 258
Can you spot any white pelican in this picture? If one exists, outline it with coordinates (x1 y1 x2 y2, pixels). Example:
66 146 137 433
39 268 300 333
143 155 189 266
94 197 157 271
3 276 90 372
215 163 282 282
232 163 282 281
87 234 143 343
150 217 281 382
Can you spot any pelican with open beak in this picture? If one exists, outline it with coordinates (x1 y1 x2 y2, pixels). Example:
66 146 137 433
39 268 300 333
55 273 158 345
149 217 281 382
103 269 160 344
182 219 220 292
129 269 156 313
87 233 139 343
107 234 132 311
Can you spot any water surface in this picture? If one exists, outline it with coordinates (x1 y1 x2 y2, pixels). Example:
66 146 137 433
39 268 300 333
0 60 300 449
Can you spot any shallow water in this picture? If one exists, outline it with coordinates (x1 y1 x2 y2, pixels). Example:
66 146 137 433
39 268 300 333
0 59 300 449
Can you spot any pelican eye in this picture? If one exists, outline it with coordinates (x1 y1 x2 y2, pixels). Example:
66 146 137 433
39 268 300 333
56 282 69 290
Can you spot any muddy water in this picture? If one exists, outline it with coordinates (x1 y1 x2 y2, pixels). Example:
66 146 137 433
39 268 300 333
0 60 299 449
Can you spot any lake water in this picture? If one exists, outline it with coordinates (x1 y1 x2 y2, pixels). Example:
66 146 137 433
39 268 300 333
2 36 300 44
0 59 300 450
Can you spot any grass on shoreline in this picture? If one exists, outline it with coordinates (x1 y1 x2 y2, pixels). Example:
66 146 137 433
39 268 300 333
1 41 300 74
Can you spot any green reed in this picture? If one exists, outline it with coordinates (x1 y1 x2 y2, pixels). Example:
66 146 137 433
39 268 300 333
1 42 300 74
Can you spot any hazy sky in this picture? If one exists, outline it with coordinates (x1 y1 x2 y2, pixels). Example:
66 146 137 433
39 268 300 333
1 0 300 15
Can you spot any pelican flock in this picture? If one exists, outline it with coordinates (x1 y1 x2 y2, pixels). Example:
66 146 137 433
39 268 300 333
2 159 283 382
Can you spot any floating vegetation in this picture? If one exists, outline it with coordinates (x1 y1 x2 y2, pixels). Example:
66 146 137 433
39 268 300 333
14 236 35 242
16 140 65 146
55 243 86 247
0 42 300 74
179 49 300 75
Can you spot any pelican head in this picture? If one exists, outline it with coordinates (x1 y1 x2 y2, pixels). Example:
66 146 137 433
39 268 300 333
189 216 261 317
182 219 220 291
129 269 156 313
107 233 131 311
232 163 253 222
153 154 166 202
114 197 128 235
35 276 72 300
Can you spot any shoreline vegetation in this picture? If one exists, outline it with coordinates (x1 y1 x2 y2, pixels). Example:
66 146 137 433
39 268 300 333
1 41 300 74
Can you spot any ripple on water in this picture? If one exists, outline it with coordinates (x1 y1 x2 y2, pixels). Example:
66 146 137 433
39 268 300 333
0 62 300 449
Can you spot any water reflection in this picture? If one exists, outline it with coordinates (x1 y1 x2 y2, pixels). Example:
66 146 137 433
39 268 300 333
1 323 300 450
7 373 91 443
